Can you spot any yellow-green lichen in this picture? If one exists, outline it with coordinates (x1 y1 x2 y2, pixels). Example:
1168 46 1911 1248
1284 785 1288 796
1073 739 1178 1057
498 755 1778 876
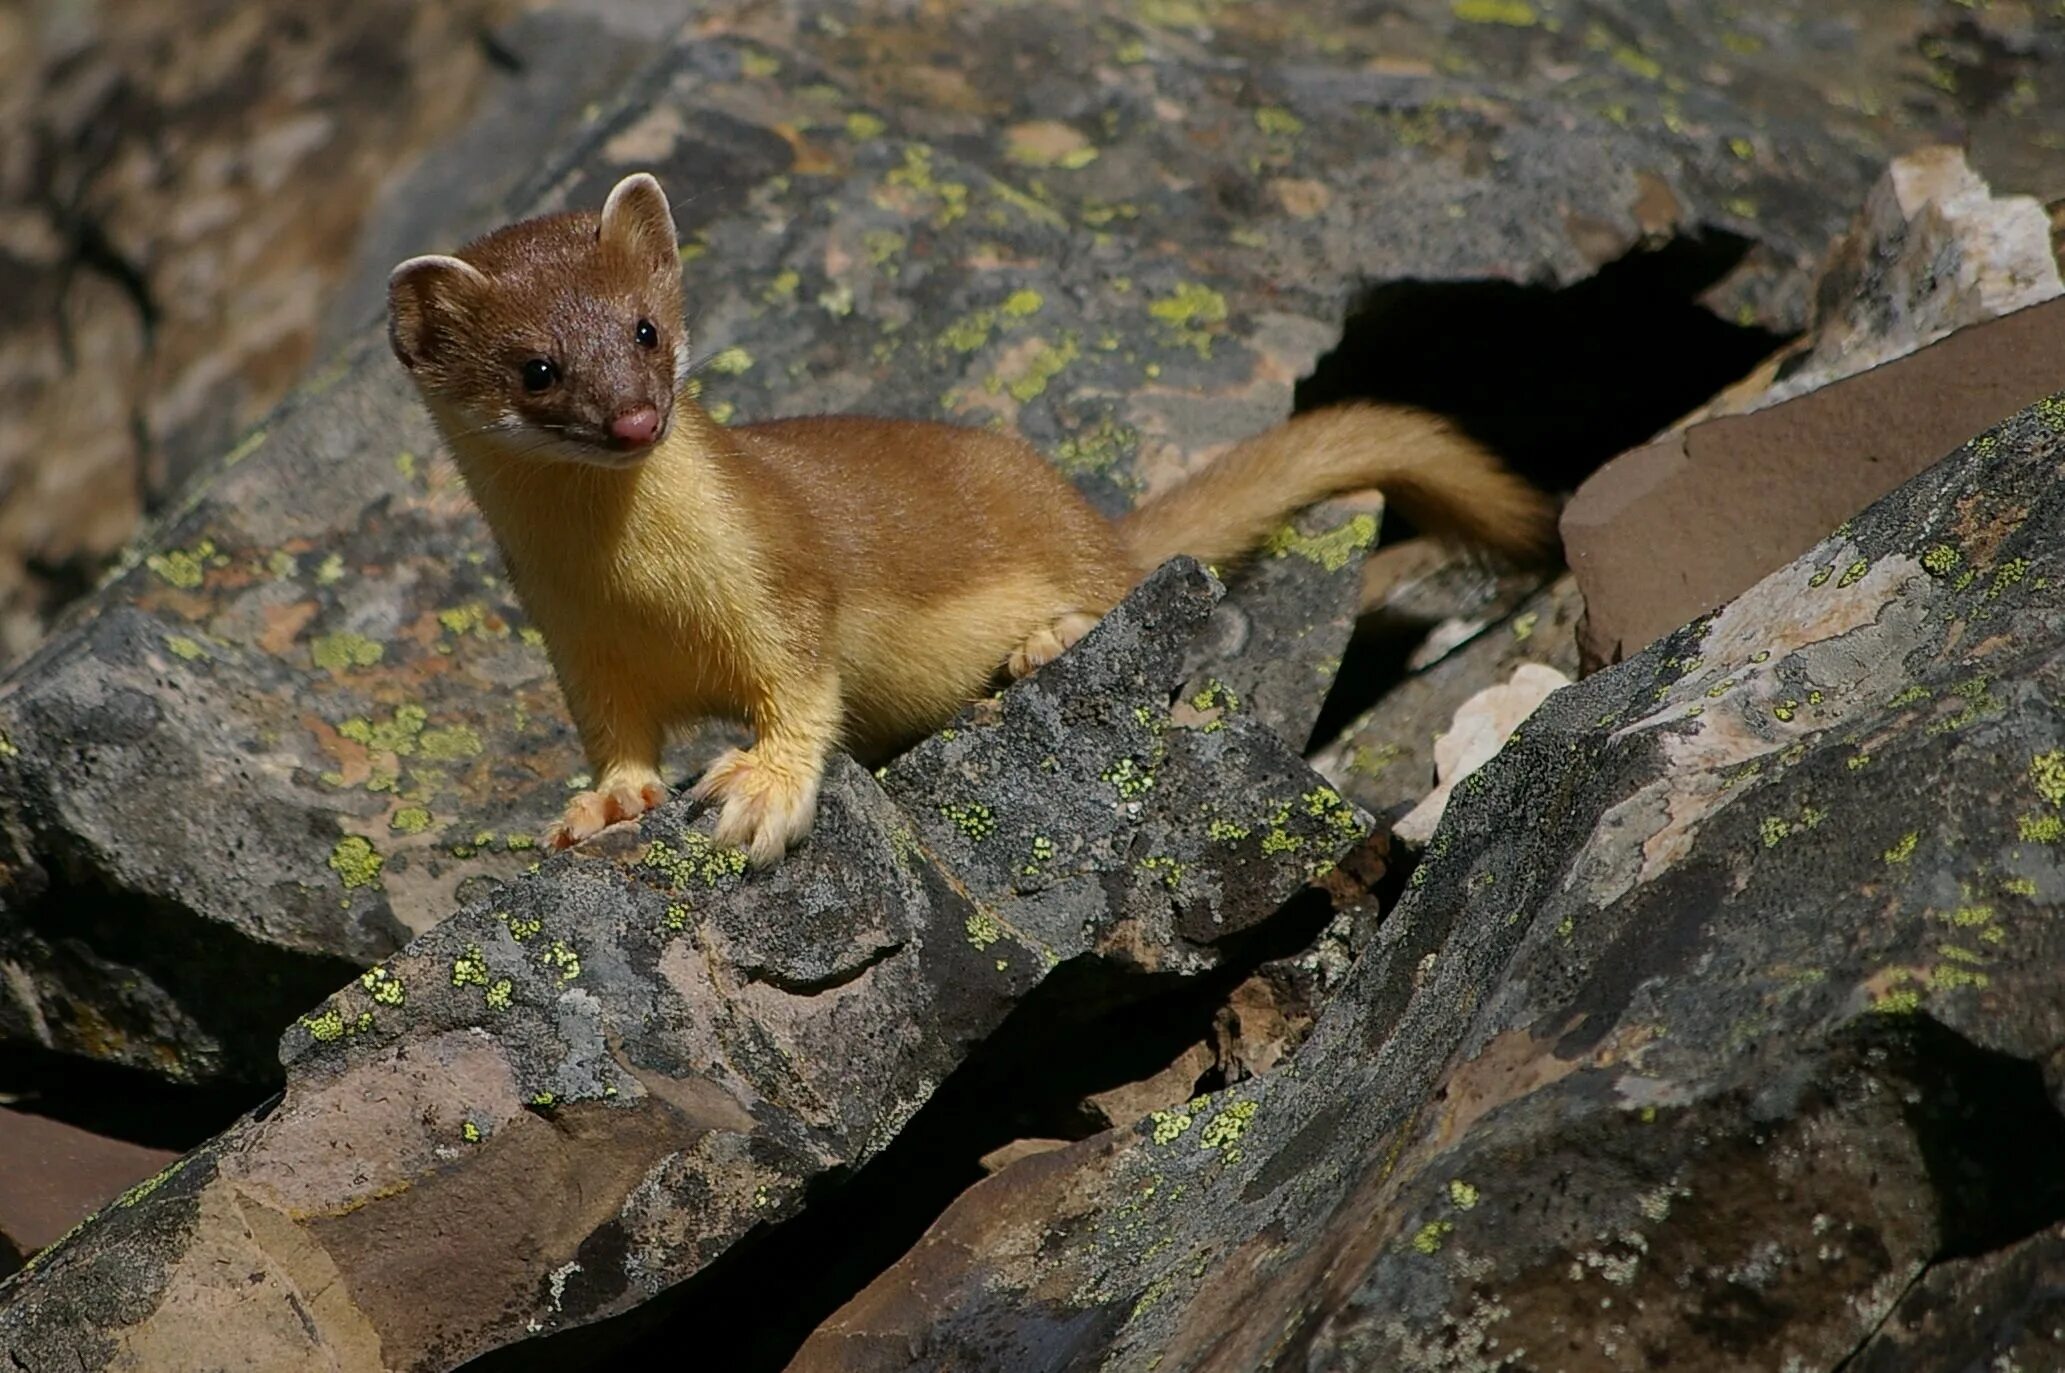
1883 832 1919 864
1922 544 1961 576
1988 558 2029 601
544 939 581 983
417 724 483 761
1411 1220 1454 1254
2030 751 2065 807
2019 813 2064 843
1149 1106 1194 1145
329 836 384 889
1140 854 1184 889
643 834 748 887
165 635 207 661
1452 0 1535 23
993 334 1080 402
706 346 755 375
301 1008 347 1042
360 966 406 1006
339 704 427 756
312 632 384 672
1447 1179 1480 1209
390 806 432 835
966 910 1004 949
941 801 998 840
1199 1099 1257 1152
1254 106 1304 137
1209 818 1251 843
1261 514 1377 572
484 979 513 1011
452 946 489 988
461 1120 483 1143
1147 282 1228 356
1102 756 1155 799
146 539 220 589
1054 417 1137 477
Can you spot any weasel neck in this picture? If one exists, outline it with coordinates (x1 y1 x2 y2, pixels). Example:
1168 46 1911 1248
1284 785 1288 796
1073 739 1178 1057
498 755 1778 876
438 399 732 584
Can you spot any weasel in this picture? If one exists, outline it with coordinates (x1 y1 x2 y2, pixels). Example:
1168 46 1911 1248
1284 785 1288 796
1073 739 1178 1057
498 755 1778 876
387 172 1555 865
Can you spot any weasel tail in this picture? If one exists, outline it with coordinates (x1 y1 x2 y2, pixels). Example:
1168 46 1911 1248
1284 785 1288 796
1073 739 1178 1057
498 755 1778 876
1118 402 1557 574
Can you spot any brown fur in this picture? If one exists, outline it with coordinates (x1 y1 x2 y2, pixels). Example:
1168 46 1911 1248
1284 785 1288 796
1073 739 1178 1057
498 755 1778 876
387 172 1555 864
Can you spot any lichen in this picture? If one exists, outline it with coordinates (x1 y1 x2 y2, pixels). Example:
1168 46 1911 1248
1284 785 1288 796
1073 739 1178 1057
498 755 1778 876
544 939 581 983
966 910 1004 949
1261 514 1378 572
1411 1220 1454 1254
451 946 489 988
705 346 755 375
643 834 748 887
1883 832 1919 864
390 806 432 835
312 632 384 672
329 836 384 889
1102 756 1156 799
359 966 406 1006
941 801 998 840
1147 282 1228 355
1452 0 1536 22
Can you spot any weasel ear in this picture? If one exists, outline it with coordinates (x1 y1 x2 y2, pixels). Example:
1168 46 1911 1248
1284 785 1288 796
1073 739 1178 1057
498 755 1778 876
597 172 679 275
387 254 488 369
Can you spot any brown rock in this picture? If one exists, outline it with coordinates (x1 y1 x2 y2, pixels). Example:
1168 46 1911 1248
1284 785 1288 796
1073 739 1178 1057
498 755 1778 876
0 1107 178 1259
1082 1041 1215 1132
1563 296 2065 668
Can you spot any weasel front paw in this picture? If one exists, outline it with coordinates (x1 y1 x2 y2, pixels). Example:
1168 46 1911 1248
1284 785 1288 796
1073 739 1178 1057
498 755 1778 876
689 747 820 867
1007 612 1100 680
546 775 669 849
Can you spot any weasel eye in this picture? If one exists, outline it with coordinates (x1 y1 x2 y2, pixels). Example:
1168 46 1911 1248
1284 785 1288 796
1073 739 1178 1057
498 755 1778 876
635 319 658 350
521 358 557 392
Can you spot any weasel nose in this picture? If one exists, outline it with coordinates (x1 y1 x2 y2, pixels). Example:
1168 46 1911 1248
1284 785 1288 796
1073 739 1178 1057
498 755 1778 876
610 405 661 447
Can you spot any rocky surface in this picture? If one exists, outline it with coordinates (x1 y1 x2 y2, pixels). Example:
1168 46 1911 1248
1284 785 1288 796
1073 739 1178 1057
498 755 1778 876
787 389 2065 1372
5 0 2043 1089
0 0 662 666
6 1 2065 1368
1317 574 1585 823
0 560 1381 1369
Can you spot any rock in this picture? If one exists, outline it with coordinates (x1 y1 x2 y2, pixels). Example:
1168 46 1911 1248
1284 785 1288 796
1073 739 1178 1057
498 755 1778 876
1083 1041 1216 1133
5 0 1975 1086
1315 574 1585 823
1848 1222 2065 1372
1563 295 2065 668
1391 661 1570 846
0 0 583 667
0 560 1376 1369
787 389 2065 1371
0 1108 178 1269
978 1139 1074 1175
1709 146 2062 418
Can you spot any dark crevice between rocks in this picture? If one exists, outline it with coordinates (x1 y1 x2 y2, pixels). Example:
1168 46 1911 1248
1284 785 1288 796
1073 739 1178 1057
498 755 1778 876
1297 228 1793 750
462 881 1353 1373
3 845 363 1134
0 1044 258 1153
1888 1018 2065 1261
1826 1016 2065 1372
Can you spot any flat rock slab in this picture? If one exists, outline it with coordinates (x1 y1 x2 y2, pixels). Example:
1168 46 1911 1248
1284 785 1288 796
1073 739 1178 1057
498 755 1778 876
789 392 2065 1370
1563 295 2065 668
0 560 1379 1371
0 0 2000 1084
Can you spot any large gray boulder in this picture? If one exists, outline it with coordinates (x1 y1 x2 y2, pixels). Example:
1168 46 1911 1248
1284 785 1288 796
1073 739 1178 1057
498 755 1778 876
788 391 2065 1370
0 560 1386 1370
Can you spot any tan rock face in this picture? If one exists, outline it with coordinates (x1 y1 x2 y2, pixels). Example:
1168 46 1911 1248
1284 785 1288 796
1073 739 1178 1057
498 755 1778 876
0 0 523 665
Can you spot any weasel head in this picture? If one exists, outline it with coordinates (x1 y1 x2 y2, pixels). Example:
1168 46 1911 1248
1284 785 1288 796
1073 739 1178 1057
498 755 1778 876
387 172 690 469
